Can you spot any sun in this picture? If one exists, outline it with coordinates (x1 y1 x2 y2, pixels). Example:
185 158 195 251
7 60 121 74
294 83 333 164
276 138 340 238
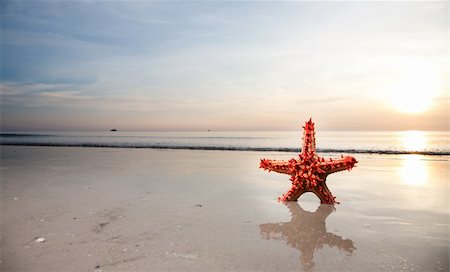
385 63 439 114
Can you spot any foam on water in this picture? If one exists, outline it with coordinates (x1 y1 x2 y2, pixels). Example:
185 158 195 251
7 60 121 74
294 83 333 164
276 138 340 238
1 130 449 156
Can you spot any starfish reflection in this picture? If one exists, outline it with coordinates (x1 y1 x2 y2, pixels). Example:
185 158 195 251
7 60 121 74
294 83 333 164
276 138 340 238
260 202 356 271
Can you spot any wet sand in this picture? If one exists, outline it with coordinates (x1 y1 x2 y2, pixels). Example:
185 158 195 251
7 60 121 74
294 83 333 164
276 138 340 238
0 146 448 271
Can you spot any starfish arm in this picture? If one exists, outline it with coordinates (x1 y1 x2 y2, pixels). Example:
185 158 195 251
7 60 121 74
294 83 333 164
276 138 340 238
319 156 358 175
279 187 306 203
301 118 317 158
260 159 291 174
311 182 338 204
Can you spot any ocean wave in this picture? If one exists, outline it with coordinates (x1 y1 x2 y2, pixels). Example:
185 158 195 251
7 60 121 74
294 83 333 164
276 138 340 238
1 142 449 156
0 133 53 137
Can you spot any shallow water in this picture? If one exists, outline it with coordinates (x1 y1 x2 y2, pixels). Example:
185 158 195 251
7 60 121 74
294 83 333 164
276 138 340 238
0 147 448 271
1 130 449 155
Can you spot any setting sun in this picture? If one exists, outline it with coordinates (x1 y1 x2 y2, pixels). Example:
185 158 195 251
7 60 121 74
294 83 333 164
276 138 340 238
386 63 439 114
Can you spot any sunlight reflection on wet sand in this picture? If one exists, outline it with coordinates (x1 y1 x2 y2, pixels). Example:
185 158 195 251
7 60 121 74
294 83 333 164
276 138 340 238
398 155 427 187
1 147 448 271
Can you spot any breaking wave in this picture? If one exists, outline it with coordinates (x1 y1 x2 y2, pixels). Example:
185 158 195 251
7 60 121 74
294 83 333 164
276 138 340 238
1 142 448 156
1 132 449 156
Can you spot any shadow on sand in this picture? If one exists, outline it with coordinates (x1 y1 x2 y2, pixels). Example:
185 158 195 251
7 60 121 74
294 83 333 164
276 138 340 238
260 202 356 271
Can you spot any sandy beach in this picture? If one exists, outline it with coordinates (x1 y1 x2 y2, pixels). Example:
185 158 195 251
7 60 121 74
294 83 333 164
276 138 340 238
0 146 448 271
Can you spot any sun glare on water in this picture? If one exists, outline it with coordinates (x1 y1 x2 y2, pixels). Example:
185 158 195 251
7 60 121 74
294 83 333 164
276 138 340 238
400 131 426 152
385 63 439 114
398 155 428 187
398 131 428 186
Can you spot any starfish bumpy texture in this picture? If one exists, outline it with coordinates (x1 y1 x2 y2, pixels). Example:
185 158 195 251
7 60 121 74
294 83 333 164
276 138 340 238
260 119 357 204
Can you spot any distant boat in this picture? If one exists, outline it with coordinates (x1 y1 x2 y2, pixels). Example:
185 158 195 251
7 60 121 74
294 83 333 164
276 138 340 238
110 129 118 132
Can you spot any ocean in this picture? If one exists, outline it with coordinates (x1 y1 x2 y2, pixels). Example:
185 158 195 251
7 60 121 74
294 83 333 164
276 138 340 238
1 130 449 156
2 131 449 271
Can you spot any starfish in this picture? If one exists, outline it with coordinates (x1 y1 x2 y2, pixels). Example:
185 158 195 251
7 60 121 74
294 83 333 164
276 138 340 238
260 119 357 204
260 202 356 271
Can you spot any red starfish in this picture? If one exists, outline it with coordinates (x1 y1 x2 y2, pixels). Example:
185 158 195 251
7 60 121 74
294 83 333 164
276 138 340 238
260 119 357 204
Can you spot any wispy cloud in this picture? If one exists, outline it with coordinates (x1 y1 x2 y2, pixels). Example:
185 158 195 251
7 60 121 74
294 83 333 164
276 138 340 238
1 1 448 130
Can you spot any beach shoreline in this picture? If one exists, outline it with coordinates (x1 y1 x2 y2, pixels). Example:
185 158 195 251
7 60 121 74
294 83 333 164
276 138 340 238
1 146 448 271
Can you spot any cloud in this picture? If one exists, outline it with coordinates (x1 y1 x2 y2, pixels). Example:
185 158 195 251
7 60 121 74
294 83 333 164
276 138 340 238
1 1 448 130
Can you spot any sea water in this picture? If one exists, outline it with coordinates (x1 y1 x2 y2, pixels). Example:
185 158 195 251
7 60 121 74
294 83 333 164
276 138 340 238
1 130 448 155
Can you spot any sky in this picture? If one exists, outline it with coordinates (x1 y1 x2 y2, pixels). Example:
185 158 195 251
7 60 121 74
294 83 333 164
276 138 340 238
1 1 448 131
